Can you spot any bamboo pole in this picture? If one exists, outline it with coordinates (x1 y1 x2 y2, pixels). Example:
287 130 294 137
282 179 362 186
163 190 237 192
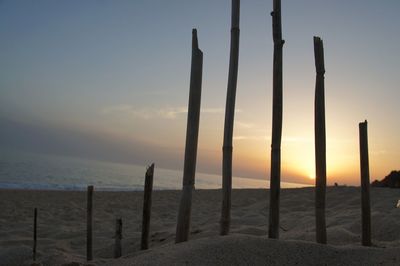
141 163 155 250
33 207 37 261
313 36 327 244
268 0 284 239
114 218 122 258
220 0 240 236
87 185 94 261
359 120 372 246
175 29 203 243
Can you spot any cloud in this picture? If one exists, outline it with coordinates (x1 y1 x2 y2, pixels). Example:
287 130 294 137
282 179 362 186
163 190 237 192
236 121 255 129
233 135 314 143
202 108 226 114
233 135 269 141
102 104 133 114
102 105 225 120
157 107 187 119
283 137 311 143
102 104 155 119
370 150 387 155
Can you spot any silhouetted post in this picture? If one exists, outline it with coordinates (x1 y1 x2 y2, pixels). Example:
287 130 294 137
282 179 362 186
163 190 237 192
359 120 372 246
221 0 240 236
141 163 155 250
87 185 93 261
114 218 122 258
314 36 327 244
268 0 284 239
33 208 37 261
175 29 203 243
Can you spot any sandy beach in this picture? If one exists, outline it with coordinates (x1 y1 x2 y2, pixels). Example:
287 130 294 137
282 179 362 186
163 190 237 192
0 187 399 265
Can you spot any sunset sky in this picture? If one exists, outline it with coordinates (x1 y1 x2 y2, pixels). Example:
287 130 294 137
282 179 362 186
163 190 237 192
1 0 399 186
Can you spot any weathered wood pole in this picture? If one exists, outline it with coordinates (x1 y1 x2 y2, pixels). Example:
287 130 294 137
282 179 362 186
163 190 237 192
220 0 240 236
141 163 155 250
86 185 93 261
33 207 37 261
359 120 372 246
268 0 284 239
114 218 122 258
313 36 327 244
175 29 203 243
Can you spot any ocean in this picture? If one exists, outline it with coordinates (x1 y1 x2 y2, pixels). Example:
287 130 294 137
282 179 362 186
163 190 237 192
0 151 307 191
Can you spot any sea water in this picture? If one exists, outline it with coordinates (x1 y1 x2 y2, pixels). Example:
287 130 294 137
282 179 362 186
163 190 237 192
0 150 307 190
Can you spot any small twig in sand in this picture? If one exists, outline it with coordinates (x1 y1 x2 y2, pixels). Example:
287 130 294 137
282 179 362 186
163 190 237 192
279 225 288 232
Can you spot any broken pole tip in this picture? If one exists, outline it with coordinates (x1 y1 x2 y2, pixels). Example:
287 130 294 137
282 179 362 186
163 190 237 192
313 36 325 74
192 29 198 48
313 36 323 43
146 163 155 177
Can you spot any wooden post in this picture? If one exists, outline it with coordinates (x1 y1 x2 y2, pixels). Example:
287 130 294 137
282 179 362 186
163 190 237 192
141 164 155 250
268 0 284 239
87 185 93 261
175 29 203 243
114 218 122 258
314 36 327 244
359 120 372 246
220 0 240 236
33 208 37 261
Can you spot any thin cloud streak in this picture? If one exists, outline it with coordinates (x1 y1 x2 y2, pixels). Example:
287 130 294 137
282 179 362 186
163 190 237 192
233 135 309 142
233 135 353 144
233 135 268 141
102 104 240 120
236 121 255 129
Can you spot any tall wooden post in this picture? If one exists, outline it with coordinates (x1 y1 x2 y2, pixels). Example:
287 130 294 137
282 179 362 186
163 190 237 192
314 36 327 244
114 218 122 258
359 120 372 246
268 0 284 239
220 0 240 236
141 163 155 250
175 29 203 243
87 185 94 261
33 208 37 261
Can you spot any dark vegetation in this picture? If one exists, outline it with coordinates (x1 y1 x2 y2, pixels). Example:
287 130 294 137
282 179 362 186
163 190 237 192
371 171 400 188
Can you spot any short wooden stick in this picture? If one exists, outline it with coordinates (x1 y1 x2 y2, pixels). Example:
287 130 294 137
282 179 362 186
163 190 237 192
114 218 122 258
141 164 154 250
314 36 327 244
87 185 94 261
33 207 37 261
359 120 372 246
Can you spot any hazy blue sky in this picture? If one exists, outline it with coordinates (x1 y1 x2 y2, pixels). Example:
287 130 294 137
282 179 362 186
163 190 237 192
1 0 399 185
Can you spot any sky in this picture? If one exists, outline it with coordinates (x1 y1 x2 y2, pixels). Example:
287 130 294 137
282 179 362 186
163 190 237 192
0 0 399 186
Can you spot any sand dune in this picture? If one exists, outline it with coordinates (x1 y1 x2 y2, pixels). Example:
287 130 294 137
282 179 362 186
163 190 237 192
100 235 400 266
0 187 399 265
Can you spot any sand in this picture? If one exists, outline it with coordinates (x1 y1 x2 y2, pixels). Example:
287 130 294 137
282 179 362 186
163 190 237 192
0 187 399 265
